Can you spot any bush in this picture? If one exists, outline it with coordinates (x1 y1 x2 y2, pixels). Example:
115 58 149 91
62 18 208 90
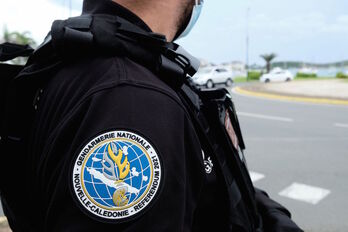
247 71 262 80
296 72 317 78
336 72 348 79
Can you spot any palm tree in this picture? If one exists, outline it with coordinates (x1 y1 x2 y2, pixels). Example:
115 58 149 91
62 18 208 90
261 53 277 73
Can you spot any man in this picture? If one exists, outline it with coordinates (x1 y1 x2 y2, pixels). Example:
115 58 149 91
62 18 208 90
0 0 303 231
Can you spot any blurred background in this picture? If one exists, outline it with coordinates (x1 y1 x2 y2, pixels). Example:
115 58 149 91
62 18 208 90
1 0 348 231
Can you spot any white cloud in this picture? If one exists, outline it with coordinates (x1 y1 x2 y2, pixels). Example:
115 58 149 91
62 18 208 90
248 12 348 40
0 0 81 45
49 0 83 10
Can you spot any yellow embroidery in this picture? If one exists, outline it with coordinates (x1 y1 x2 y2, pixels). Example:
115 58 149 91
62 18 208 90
108 144 130 180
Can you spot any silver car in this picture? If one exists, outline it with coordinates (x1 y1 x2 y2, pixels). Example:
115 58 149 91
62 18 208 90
193 67 234 88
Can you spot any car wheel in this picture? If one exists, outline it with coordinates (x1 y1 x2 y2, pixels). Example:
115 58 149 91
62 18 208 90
286 77 291 82
265 79 270 83
225 78 233 87
206 80 214 88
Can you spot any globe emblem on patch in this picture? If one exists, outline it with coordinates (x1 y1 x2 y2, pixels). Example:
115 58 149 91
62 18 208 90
72 131 162 221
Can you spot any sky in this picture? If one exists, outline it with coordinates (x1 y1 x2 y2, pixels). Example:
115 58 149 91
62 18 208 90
1 0 348 65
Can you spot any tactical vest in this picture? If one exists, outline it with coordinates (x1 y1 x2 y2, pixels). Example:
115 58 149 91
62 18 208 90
0 14 261 231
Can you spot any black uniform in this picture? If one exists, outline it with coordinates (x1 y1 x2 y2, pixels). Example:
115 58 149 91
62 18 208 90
0 0 303 231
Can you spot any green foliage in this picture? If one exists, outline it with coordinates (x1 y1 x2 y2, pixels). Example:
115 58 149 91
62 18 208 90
248 71 262 80
2 26 36 47
336 72 348 79
296 72 317 78
233 76 248 83
272 61 348 69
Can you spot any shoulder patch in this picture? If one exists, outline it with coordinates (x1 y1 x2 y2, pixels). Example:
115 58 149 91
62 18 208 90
72 130 162 222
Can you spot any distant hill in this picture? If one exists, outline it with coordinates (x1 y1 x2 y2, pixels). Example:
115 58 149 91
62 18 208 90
272 61 348 69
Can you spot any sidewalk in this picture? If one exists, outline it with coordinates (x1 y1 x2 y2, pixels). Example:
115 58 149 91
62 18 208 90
234 79 348 105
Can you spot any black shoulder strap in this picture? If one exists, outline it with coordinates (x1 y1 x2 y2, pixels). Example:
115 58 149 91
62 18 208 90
0 43 36 231
178 84 261 230
44 14 200 89
0 42 34 89
0 42 34 97
0 43 34 62
0 42 34 138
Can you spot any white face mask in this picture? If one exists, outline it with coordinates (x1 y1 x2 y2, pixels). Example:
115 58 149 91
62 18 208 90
177 0 204 40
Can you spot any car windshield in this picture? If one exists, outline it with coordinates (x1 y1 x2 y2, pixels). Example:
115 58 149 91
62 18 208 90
271 68 283 74
197 67 213 74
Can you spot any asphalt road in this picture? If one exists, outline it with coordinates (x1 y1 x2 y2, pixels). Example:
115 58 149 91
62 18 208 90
1 85 348 232
230 85 348 232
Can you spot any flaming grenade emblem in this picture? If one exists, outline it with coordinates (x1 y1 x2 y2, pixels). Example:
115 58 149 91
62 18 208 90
103 143 131 207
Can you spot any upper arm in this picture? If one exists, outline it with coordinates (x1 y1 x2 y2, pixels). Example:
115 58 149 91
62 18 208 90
42 84 205 231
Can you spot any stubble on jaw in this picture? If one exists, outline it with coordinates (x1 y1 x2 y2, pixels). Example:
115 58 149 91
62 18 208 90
175 0 195 37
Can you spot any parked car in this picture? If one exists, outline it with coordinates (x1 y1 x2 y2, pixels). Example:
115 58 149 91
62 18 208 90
193 67 234 88
260 68 294 83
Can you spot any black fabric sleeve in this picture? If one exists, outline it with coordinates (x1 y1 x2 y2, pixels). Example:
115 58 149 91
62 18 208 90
40 84 205 231
255 188 304 232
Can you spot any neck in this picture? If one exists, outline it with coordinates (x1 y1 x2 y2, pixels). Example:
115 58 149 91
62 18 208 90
113 0 181 41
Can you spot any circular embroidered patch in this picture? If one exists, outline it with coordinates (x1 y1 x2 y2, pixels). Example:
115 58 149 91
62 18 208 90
72 130 162 221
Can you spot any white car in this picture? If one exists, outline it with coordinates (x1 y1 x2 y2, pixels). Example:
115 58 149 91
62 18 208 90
260 68 294 83
192 67 234 88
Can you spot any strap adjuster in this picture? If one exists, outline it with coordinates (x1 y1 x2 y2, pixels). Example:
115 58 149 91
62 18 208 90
165 45 200 77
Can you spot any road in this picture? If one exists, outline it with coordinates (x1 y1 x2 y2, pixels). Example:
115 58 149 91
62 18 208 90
1 85 348 231
230 85 348 232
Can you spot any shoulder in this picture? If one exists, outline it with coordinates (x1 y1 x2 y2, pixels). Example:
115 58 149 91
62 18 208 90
38 54 194 151
45 55 185 115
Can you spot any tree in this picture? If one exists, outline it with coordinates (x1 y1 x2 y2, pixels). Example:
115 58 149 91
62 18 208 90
2 26 36 47
260 53 277 73
1 26 37 64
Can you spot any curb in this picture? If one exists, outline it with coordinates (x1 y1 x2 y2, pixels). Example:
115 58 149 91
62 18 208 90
233 86 348 106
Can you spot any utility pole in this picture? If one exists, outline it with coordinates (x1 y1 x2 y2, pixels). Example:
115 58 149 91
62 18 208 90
69 0 72 17
246 7 250 82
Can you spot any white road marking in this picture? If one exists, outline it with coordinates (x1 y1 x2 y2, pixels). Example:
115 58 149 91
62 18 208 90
249 171 265 182
279 182 331 205
334 123 348 128
237 111 294 122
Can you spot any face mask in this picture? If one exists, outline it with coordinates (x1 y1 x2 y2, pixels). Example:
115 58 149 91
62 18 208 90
177 0 204 40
